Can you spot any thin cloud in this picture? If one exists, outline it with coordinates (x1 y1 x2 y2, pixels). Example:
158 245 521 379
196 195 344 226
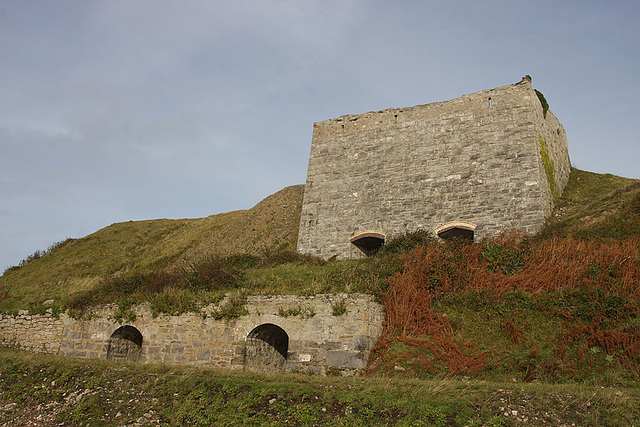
0 0 638 270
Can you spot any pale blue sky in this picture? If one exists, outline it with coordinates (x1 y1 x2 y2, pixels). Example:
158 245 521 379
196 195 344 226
1 0 638 270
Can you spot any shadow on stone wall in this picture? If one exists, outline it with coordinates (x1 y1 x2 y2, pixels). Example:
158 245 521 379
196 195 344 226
106 325 142 362
243 323 288 373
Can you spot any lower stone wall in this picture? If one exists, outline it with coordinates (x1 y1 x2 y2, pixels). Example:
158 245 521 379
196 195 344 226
0 309 64 354
0 293 384 374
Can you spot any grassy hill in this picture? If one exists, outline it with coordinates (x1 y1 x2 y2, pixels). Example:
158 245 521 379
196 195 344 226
541 168 640 238
2 168 638 313
0 185 304 313
1 168 639 425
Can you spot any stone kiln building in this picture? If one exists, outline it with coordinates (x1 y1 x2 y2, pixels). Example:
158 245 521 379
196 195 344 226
297 76 571 259
1 76 572 374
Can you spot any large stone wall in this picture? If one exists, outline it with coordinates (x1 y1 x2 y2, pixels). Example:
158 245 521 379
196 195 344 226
0 293 384 374
297 77 571 259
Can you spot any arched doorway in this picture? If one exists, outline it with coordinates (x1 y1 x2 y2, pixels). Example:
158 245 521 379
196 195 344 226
434 221 476 242
350 230 386 256
106 325 143 362
244 323 289 373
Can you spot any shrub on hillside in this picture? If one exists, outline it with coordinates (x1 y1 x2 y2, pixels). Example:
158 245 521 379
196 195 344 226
258 249 326 267
378 230 435 256
67 256 244 317
3 238 76 275
369 234 640 380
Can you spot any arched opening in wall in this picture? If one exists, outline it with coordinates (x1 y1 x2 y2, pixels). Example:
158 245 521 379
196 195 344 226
434 221 476 242
350 230 386 256
106 325 143 362
244 323 289 373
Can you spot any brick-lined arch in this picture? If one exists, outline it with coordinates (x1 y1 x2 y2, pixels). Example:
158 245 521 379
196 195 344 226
350 230 386 256
434 221 476 241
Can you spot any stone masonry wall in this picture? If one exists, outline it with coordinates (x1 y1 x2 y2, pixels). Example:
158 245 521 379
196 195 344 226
532 107 571 217
0 309 64 354
297 78 570 259
0 293 384 374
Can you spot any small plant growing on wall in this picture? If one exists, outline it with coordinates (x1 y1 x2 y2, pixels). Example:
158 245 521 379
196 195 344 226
535 89 549 118
113 305 137 323
331 299 348 316
278 306 315 318
278 307 299 317
211 291 248 320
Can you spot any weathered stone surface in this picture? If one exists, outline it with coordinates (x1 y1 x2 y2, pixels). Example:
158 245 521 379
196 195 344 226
0 293 384 375
297 78 571 259
0 311 64 353
325 350 366 369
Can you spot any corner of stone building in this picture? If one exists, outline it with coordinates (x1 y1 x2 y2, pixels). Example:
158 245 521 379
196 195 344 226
526 87 571 216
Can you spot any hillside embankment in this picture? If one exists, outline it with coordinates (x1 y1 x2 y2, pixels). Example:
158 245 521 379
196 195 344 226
0 168 639 425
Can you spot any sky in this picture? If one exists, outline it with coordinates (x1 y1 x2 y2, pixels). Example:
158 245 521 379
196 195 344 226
1 0 638 271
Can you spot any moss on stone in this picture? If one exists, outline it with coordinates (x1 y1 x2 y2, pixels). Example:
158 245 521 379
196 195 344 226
539 134 558 201
535 89 549 118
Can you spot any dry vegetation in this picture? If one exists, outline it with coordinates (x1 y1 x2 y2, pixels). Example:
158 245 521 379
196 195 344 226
2 347 638 426
369 234 640 382
0 185 304 313
0 168 639 425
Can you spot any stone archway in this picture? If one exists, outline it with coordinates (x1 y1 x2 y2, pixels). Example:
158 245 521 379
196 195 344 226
434 221 476 242
350 230 386 256
106 325 143 362
244 323 289 373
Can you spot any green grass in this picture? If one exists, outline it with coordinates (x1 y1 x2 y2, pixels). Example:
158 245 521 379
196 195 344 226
2 169 637 316
540 168 640 239
1 347 638 426
428 289 639 385
0 185 304 313
0 169 639 424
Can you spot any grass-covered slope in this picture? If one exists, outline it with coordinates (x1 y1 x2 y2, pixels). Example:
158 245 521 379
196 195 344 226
0 168 639 406
542 168 640 238
0 185 304 312
1 168 639 316
1 347 638 426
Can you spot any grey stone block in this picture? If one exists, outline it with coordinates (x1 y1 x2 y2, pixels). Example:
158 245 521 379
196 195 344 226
325 350 364 369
